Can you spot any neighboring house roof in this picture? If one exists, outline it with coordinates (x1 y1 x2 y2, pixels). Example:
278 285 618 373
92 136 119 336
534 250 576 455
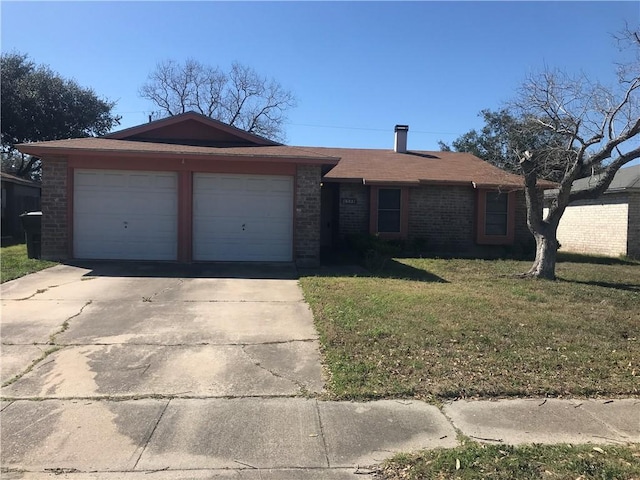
0 171 41 188
574 165 640 192
545 164 640 198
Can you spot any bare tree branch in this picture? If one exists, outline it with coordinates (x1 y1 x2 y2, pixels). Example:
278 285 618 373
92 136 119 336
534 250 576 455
139 59 296 141
509 27 640 278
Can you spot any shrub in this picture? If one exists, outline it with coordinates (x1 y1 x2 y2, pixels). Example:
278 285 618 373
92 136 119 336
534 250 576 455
346 234 404 271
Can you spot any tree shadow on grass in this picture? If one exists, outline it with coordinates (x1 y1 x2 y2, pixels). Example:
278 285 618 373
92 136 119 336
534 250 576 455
557 252 639 266
376 258 448 282
557 277 640 293
300 258 448 283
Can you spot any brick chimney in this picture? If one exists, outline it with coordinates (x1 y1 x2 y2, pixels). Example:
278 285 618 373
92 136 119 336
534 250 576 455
394 125 409 153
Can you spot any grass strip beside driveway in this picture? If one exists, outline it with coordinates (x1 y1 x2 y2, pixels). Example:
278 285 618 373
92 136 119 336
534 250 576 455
1 244 57 283
300 257 640 401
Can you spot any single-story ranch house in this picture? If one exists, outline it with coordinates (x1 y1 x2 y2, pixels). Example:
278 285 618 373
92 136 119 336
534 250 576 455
544 165 640 259
17 112 547 267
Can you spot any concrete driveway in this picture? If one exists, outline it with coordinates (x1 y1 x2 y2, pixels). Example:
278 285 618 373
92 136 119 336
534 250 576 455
1 263 324 399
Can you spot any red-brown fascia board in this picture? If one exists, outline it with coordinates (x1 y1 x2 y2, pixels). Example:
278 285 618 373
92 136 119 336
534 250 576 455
16 145 340 166
323 178 532 190
322 177 422 186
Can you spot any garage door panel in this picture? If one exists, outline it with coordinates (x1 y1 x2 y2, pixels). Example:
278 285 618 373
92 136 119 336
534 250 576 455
127 173 177 189
194 218 291 236
193 176 218 190
245 178 275 192
268 178 293 193
193 173 293 262
219 177 245 191
74 171 101 187
73 169 178 260
245 219 292 236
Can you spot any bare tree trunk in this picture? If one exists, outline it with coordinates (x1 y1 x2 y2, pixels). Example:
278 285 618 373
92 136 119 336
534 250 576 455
519 151 563 280
526 233 559 279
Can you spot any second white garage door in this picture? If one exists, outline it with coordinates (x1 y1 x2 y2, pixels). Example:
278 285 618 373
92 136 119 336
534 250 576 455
74 169 178 260
193 173 293 261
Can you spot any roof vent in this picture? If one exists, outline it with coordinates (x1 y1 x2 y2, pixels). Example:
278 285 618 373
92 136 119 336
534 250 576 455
394 125 409 153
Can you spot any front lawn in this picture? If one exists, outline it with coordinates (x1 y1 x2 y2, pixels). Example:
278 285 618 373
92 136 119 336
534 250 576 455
300 256 640 401
1 244 57 283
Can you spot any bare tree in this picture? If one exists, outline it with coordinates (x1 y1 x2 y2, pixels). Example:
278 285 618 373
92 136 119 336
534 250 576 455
139 59 296 142
514 28 640 279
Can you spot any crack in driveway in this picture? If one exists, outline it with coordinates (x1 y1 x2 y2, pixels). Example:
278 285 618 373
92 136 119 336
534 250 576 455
13 277 97 301
240 343 315 396
141 279 185 302
1 301 92 388
48 300 93 344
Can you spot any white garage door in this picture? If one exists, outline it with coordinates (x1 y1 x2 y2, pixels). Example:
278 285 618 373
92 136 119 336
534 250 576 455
193 173 293 261
73 169 178 260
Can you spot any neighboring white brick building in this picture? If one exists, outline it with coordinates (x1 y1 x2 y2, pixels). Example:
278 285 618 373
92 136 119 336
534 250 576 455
544 165 640 259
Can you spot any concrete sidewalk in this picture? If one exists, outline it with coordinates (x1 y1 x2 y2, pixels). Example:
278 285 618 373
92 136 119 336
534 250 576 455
2 397 638 479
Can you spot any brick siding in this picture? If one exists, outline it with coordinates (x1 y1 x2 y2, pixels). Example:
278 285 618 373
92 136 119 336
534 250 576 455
337 183 370 238
295 165 321 267
408 186 533 255
408 185 476 251
41 157 69 260
546 193 630 257
333 183 534 257
627 192 640 259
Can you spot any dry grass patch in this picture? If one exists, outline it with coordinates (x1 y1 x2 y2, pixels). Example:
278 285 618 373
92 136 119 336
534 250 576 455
380 442 640 480
300 257 639 401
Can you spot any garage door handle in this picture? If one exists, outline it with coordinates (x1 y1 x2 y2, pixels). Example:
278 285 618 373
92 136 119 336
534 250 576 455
123 221 128 229
242 224 246 231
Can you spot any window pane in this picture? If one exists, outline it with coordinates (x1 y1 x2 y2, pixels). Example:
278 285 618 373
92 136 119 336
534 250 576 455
378 210 401 233
485 213 507 235
486 192 508 213
379 189 401 209
485 191 508 236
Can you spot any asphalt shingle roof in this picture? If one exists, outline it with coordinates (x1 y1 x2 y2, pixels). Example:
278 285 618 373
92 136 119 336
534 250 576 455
571 165 640 192
16 138 340 162
16 138 552 189
311 147 528 188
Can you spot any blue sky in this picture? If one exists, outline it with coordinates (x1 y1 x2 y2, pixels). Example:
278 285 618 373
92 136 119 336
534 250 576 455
1 1 638 151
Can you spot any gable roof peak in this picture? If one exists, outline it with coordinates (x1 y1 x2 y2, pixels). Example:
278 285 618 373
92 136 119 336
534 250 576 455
105 111 281 147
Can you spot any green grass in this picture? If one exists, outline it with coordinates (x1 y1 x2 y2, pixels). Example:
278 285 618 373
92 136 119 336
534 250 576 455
1 244 57 283
380 442 640 480
300 257 640 401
